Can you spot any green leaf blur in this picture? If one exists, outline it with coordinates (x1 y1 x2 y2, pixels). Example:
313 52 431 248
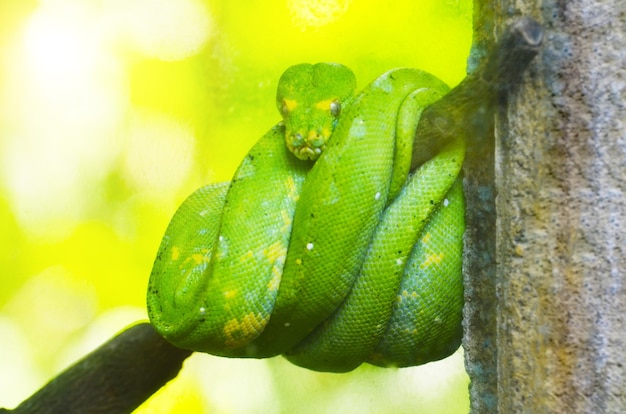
0 0 471 412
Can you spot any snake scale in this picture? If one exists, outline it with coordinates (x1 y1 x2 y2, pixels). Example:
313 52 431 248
147 63 465 373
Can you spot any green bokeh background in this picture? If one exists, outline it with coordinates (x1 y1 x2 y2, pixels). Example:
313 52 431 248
0 0 472 412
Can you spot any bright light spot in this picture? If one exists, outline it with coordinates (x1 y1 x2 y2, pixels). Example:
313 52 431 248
0 318 40 409
1 3 128 239
288 0 350 28
194 354 280 413
395 348 466 397
3 266 98 371
123 110 196 195
119 0 213 61
22 3 101 85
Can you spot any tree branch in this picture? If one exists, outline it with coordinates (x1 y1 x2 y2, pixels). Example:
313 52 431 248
411 16 543 169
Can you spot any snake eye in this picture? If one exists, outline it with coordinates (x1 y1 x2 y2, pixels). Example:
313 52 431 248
330 99 341 117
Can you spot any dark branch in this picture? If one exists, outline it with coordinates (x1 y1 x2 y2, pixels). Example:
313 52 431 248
411 16 543 169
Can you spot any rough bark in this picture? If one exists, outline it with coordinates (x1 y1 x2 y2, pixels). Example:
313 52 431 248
462 11 544 413
467 1 626 412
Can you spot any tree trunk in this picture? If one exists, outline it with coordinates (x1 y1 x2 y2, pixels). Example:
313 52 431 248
465 1 626 412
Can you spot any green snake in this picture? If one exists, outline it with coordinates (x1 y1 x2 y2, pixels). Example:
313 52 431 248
147 63 465 373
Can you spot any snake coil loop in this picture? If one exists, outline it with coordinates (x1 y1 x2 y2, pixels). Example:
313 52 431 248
147 64 465 373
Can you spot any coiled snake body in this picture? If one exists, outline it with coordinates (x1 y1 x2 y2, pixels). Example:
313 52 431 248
147 63 465 373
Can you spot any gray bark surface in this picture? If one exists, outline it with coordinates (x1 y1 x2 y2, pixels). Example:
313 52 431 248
466 1 626 412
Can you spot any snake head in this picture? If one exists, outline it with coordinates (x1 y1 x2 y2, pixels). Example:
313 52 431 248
277 63 356 161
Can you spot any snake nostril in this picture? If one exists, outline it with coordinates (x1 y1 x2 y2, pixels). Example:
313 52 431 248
310 134 325 148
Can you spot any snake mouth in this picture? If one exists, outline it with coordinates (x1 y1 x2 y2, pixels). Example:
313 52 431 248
287 131 329 161
291 142 325 160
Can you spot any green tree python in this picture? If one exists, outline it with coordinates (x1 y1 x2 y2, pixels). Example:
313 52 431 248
1 20 544 413
147 62 465 373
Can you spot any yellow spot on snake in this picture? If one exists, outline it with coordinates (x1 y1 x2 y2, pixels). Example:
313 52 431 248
191 253 207 265
264 241 287 291
268 268 281 291
171 247 180 261
315 98 335 111
421 252 444 268
280 209 292 233
224 290 237 299
422 232 432 244
283 98 297 112
286 176 299 201
223 312 269 348
264 241 287 263
240 250 254 262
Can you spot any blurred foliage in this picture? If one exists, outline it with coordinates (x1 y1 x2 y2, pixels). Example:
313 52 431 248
0 0 472 412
